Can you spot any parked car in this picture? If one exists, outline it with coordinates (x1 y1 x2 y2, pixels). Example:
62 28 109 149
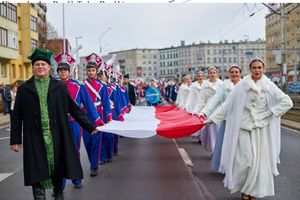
288 81 300 93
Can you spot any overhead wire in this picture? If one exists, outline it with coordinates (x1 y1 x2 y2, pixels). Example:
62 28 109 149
215 5 266 41
211 4 245 42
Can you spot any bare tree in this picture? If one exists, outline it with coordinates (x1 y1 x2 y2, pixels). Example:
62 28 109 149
47 22 60 40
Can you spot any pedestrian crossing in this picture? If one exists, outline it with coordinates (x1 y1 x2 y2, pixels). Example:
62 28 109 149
0 173 13 183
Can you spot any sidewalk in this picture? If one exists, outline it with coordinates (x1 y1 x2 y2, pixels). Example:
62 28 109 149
0 113 9 127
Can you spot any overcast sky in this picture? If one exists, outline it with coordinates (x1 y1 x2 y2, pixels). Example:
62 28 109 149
46 3 269 57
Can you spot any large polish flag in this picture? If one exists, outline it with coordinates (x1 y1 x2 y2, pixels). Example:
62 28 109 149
97 105 206 138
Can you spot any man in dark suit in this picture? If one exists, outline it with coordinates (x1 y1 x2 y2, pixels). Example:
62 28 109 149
123 74 136 106
10 48 98 200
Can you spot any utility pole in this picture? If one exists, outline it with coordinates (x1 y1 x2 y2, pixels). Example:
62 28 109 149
62 4 66 53
280 3 287 87
293 49 298 81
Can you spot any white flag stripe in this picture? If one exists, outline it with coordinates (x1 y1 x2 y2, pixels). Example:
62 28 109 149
97 106 160 138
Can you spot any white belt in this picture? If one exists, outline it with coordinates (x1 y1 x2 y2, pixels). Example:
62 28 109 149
94 102 101 106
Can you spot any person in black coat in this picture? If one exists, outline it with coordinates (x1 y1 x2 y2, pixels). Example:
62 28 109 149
0 83 11 114
10 48 98 200
123 74 136 106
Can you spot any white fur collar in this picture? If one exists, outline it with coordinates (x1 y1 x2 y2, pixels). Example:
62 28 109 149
243 74 271 93
223 79 235 91
192 81 203 90
204 78 223 91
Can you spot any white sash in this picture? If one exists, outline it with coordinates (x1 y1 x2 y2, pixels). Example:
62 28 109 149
84 80 101 101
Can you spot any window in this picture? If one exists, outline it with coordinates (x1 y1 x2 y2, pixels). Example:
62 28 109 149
0 27 7 47
7 3 17 22
31 39 37 52
8 30 18 49
0 3 7 18
0 3 17 22
19 65 23 78
214 58 217 63
30 16 37 32
12 64 16 78
0 63 7 77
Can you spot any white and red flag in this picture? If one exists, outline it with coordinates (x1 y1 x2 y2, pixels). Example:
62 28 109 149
97 105 206 138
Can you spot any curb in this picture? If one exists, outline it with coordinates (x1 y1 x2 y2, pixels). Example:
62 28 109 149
281 119 300 133
0 121 10 127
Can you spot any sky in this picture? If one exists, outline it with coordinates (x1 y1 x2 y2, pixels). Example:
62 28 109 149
46 3 270 57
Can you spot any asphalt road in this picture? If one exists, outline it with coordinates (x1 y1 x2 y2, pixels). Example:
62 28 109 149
0 124 299 200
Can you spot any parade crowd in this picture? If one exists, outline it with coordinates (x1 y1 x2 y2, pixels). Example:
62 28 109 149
8 48 293 200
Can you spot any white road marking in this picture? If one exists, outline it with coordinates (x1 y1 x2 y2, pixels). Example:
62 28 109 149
178 147 194 167
5 128 10 131
0 136 10 140
0 173 13 182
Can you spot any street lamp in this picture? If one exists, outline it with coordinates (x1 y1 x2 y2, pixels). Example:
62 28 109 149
75 36 83 61
99 27 112 55
75 36 83 79
102 43 110 54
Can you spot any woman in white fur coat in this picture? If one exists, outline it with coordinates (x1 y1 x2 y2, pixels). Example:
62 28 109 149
200 65 242 172
209 58 293 200
192 66 223 152
185 71 205 113
176 75 192 109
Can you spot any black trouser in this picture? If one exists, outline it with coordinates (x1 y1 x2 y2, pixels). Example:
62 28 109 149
32 176 64 200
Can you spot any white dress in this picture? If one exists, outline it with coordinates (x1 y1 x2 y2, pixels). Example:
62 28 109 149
210 74 293 198
185 81 204 113
176 83 191 109
192 79 223 152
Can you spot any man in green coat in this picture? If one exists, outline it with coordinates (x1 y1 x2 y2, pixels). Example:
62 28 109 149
10 48 98 200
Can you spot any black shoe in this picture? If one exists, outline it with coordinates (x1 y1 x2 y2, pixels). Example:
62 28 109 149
99 160 106 165
74 183 83 189
108 158 113 163
198 140 202 145
90 168 98 177
32 184 46 200
54 192 64 200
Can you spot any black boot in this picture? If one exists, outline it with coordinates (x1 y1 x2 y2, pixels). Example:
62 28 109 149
54 190 64 200
32 184 46 200
52 176 64 200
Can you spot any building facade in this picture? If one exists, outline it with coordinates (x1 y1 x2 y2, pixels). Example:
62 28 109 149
32 3 47 49
159 40 265 80
101 48 159 81
0 2 19 84
10 3 39 84
0 3 45 84
266 3 300 81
